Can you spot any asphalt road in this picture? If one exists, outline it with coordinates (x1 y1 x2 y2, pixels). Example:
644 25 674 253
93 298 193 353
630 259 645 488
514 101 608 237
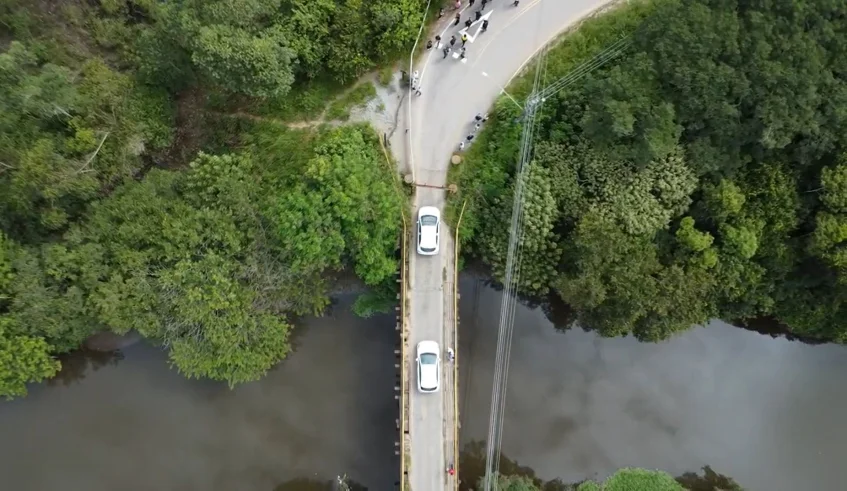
404 1 613 490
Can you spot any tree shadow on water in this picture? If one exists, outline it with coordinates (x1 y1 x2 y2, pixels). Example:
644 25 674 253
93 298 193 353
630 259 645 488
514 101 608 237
459 440 742 490
48 348 125 387
272 476 368 491
676 466 744 491
459 440 570 491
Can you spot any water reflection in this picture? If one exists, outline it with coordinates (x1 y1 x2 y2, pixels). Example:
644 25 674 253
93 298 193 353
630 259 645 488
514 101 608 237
3 277 847 490
458 440 740 491
49 349 125 387
458 275 847 490
0 296 398 491
272 476 367 491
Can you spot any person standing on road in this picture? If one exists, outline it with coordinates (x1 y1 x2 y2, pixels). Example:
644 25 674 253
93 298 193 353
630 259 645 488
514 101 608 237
473 123 481 133
435 35 442 48
460 47 467 60
450 35 457 47
443 46 451 59
426 40 433 50
458 141 465 150
475 10 482 21
439 7 445 18
482 19 489 32
513 0 520 5
469 0 475 6
475 113 483 122
466 134 475 142
465 18 472 29
454 12 460 25
455 0 461 9
481 0 488 9
461 33 468 46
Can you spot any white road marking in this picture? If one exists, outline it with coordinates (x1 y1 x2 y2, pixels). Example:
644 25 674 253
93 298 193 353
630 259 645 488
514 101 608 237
458 10 494 43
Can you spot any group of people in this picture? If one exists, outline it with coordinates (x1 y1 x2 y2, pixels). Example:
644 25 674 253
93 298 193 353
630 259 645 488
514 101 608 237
427 0 504 63
458 112 489 151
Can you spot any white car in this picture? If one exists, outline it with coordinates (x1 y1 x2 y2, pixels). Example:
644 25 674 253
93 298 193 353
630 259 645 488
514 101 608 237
417 206 441 256
416 340 441 393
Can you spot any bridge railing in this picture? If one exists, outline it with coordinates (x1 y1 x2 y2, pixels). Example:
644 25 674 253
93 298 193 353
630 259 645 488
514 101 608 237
380 134 410 491
453 200 467 491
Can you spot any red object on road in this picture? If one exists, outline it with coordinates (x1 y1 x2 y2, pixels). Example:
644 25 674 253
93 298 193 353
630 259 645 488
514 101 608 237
448 468 455 476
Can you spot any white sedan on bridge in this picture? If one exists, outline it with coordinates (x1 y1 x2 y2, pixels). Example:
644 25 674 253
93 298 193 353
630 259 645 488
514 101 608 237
416 341 441 393
416 206 441 256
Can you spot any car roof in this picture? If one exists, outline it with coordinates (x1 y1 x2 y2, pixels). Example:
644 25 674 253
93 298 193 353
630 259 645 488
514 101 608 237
418 206 441 220
417 340 439 355
420 363 438 389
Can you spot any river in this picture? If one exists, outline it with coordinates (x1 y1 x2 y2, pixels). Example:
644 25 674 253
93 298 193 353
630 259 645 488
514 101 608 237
1 282 846 490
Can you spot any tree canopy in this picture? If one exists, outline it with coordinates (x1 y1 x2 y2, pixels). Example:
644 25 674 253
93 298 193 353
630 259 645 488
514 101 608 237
451 0 847 342
0 0 408 397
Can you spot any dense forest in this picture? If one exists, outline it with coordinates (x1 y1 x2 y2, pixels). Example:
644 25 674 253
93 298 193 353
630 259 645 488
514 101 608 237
452 0 847 342
0 0 425 398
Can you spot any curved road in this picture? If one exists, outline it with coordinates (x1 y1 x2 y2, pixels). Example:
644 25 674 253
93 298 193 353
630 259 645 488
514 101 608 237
399 1 613 490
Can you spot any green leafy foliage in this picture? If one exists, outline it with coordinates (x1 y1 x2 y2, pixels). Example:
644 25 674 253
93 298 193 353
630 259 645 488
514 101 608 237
0 316 60 400
600 468 685 491
352 286 398 318
191 24 296 98
269 125 402 286
0 233 61 399
0 42 173 239
0 0 407 396
451 0 847 342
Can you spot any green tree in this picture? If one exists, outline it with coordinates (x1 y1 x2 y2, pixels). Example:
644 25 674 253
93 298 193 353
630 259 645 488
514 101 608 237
600 468 685 491
581 53 682 166
0 42 172 238
269 126 401 286
478 164 562 296
159 253 290 386
0 316 60 400
191 24 296 98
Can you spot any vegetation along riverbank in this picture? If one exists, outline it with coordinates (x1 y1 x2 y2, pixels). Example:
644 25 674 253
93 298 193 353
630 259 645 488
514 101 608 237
0 0 432 398
449 0 847 343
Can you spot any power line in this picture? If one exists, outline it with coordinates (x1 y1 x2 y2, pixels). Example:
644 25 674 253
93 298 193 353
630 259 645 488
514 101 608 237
481 33 635 491
482 40 548 491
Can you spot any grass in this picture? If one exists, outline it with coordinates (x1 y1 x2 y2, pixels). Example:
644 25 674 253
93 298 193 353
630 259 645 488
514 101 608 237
509 0 658 98
251 79 344 122
378 64 396 86
325 81 378 121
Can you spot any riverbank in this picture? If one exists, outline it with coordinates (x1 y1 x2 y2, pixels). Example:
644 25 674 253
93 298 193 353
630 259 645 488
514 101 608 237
4 281 847 490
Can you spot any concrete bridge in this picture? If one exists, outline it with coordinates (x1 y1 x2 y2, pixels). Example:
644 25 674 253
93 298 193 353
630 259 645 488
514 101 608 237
391 1 615 489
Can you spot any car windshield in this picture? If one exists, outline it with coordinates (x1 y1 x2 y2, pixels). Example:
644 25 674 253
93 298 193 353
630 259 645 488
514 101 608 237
420 215 438 226
420 353 438 365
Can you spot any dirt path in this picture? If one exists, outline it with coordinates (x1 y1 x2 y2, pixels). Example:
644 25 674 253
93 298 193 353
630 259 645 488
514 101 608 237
215 73 390 130
213 111 344 130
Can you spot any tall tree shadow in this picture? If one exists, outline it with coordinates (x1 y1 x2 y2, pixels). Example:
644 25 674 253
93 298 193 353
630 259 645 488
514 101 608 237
48 348 125 387
272 476 368 491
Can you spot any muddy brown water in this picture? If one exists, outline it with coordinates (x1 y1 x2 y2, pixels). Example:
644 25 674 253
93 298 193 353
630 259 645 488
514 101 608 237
2 283 847 490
